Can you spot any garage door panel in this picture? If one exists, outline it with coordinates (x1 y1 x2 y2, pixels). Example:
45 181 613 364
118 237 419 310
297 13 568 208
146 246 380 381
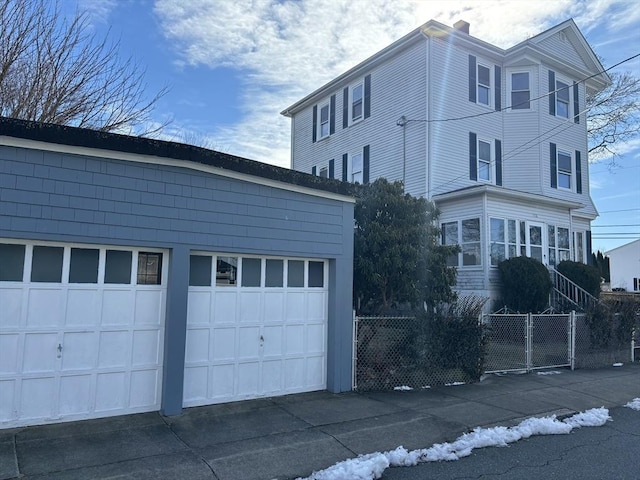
239 292 262 323
23 333 58 373
59 375 92 415
61 332 98 371
306 292 327 320
285 293 306 321
0 288 23 327
0 380 15 420
264 293 284 322
27 289 65 327
306 356 325 387
307 324 326 354
284 358 305 389
102 290 134 326
285 325 304 355
263 326 283 357
211 364 234 398
261 360 282 393
95 372 127 412
66 289 100 326
134 291 163 326
238 327 260 359
213 292 237 324
211 328 235 361
21 377 56 419
183 366 208 402
0 334 20 373
129 370 160 407
132 330 161 366
237 363 260 396
98 331 129 368
185 328 210 363
187 291 212 325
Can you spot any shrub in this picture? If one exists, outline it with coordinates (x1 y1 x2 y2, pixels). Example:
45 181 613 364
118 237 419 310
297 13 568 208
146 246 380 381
556 260 601 298
498 256 551 313
585 297 637 349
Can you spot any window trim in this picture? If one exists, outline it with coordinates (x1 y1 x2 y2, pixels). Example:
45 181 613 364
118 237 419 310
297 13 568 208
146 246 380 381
476 62 492 107
441 217 482 268
350 81 364 124
556 149 573 190
318 101 330 140
477 138 493 182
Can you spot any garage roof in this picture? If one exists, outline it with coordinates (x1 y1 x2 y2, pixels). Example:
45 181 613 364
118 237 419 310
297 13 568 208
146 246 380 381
0 116 355 198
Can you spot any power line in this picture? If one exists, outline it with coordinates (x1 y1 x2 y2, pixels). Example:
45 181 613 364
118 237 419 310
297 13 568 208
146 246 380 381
591 224 640 227
598 208 640 213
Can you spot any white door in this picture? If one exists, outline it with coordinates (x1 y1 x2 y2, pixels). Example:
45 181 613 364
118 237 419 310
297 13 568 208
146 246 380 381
0 240 167 429
183 254 328 407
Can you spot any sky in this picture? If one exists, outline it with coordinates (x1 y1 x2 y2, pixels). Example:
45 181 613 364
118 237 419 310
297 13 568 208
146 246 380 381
296 401 638 480
71 0 639 254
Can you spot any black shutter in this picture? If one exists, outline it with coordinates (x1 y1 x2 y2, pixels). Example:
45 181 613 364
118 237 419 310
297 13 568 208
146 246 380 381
329 94 336 134
494 65 501 111
364 74 371 119
550 143 557 188
311 166 317 176
548 70 556 116
468 55 477 103
329 159 335 179
363 145 370 184
469 132 477 181
573 82 580 124
312 105 317 142
342 153 348 181
495 139 502 186
575 150 582 194
342 87 349 128
586 230 593 264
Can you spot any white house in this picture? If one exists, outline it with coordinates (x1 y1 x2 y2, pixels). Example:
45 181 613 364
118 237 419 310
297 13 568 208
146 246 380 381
607 239 640 292
281 19 610 305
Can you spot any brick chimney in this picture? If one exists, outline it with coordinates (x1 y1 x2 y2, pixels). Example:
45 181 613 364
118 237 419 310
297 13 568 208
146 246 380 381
453 20 470 34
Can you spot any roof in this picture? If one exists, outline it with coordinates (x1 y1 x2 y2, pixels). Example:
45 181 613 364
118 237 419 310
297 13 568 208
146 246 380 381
0 116 355 199
282 18 610 116
605 238 640 256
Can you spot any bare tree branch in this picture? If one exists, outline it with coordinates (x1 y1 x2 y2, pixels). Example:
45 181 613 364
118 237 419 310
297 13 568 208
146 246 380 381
0 0 170 135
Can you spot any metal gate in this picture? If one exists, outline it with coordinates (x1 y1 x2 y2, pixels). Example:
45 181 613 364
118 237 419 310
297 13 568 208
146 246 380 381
484 312 575 373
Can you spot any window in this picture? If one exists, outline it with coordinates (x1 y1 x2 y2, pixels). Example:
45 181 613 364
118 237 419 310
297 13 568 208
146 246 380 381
69 248 99 283
287 260 304 287
105 250 132 284
319 103 330 139
351 82 363 122
478 139 491 181
634 278 640 292
189 255 212 286
216 256 237 286
308 261 324 287
319 166 328 178
490 218 506 266
557 227 570 262
241 258 261 287
31 246 64 283
548 225 557 266
477 64 491 106
137 252 162 285
556 79 570 118
557 150 572 189
0 243 25 281
265 259 283 287
511 72 530 109
441 218 481 267
351 152 363 183
573 232 585 263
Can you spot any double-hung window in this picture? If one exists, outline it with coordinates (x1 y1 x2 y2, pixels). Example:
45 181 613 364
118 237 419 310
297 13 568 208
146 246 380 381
319 102 330 139
555 79 570 118
441 218 481 267
510 72 530 109
477 64 491 106
351 82 363 122
478 139 491 181
351 152 363 183
557 150 572 189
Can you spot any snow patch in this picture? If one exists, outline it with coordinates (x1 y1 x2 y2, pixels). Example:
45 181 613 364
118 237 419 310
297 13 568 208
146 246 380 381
625 398 640 411
393 386 413 391
445 382 465 386
297 407 611 480
612 363 623 367
536 370 562 375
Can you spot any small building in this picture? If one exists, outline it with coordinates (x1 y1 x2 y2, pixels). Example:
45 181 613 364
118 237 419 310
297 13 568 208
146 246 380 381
607 239 640 292
0 117 355 429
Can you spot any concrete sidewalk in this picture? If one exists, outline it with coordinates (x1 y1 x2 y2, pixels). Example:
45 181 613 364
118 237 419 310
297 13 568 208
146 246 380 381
2 364 639 480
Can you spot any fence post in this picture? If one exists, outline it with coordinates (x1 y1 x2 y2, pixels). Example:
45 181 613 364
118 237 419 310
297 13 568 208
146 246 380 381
526 313 533 372
570 311 576 370
352 310 358 390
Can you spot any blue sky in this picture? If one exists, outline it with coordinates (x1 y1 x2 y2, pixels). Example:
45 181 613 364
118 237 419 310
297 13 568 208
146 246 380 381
73 0 639 254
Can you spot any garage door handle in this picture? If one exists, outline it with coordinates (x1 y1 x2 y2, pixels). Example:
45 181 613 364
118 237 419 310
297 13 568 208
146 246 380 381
260 335 264 345
57 343 63 352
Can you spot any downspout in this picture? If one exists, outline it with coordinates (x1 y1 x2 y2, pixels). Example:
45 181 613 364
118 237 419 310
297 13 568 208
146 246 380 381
427 35 432 200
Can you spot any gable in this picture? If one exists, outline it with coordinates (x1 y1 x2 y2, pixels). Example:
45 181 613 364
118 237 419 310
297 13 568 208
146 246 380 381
535 29 592 73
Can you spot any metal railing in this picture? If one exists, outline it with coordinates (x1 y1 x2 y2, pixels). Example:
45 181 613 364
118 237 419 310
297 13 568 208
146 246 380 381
549 267 601 312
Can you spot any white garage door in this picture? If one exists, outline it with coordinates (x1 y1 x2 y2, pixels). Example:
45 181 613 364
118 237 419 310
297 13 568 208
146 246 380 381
184 254 328 407
0 240 167 429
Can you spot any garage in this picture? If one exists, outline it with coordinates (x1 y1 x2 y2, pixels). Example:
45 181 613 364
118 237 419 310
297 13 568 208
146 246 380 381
0 240 167 428
183 254 328 406
0 116 354 428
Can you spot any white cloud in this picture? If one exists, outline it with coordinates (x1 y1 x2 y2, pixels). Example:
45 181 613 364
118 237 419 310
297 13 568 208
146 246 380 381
153 0 637 167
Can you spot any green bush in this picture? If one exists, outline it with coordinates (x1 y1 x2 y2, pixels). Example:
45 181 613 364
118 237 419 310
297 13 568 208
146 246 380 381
556 260 601 298
498 256 551 313
585 297 637 349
